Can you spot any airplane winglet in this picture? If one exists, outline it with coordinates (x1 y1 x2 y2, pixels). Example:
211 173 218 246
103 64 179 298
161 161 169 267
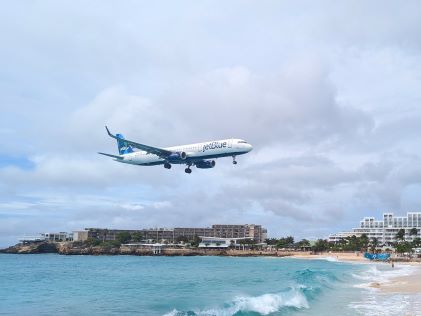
105 126 116 139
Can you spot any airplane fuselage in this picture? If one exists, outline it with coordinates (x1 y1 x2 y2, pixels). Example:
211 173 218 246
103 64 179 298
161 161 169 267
116 138 252 166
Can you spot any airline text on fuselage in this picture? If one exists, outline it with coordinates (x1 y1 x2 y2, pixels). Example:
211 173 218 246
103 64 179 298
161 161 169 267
202 141 227 152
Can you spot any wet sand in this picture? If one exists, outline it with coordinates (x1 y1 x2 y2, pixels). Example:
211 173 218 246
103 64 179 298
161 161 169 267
374 268 421 293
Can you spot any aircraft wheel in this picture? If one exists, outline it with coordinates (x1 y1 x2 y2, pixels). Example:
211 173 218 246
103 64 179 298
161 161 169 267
232 156 237 164
164 163 171 169
185 168 192 174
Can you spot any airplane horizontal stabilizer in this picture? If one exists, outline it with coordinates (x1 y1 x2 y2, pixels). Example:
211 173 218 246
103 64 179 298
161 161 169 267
98 152 123 159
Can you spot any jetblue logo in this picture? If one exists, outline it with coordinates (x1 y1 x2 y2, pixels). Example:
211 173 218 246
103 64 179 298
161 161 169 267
202 141 227 152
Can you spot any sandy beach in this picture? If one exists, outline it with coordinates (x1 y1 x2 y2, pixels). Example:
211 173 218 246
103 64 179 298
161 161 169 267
372 267 421 294
291 251 367 262
291 252 421 294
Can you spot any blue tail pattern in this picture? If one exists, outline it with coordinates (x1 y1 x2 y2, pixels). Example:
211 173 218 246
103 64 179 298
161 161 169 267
116 134 134 154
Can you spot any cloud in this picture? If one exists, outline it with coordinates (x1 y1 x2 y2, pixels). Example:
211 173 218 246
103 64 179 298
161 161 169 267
1 1 421 246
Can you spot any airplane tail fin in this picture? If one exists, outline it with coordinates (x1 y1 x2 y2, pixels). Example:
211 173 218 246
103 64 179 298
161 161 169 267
116 133 134 155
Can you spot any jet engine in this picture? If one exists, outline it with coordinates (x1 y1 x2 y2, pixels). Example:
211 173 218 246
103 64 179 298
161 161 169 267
168 152 187 161
195 160 216 169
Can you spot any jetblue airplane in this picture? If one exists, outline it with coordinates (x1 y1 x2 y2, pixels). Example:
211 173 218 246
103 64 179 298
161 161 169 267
99 127 253 173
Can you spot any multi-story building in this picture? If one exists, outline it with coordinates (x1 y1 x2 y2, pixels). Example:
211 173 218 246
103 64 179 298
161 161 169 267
73 230 89 242
212 224 267 242
41 232 73 241
83 224 267 243
329 212 421 245
84 229 143 241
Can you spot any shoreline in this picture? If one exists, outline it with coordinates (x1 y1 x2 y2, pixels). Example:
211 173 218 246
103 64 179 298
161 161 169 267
3 243 421 295
291 252 421 294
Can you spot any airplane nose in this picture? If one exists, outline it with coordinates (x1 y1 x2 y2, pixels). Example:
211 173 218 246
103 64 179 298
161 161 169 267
247 144 253 152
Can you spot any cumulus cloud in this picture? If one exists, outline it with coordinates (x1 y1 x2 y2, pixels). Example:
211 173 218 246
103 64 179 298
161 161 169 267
1 1 421 246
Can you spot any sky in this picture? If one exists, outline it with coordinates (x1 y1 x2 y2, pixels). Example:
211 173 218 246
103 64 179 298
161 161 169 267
1 1 421 247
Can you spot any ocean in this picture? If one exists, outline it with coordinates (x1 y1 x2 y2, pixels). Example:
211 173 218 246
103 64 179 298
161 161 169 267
0 254 420 316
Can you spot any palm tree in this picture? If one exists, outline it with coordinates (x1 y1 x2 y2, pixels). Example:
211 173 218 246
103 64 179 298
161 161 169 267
395 229 405 242
360 234 369 250
370 237 379 252
412 237 421 248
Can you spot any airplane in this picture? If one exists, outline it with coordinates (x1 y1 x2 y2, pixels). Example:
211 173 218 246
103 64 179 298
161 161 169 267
99 126 253 174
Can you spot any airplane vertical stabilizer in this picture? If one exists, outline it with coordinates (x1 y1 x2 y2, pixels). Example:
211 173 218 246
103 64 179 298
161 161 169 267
116 134 134 155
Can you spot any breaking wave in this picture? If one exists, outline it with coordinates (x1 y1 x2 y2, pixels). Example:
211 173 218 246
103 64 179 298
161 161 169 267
163 265 350 316
351 264 415 288
163 287 309 316
349 264 421 315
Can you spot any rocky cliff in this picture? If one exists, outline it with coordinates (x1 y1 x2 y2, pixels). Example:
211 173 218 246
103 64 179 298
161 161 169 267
1 241 291 257
0 242 58 254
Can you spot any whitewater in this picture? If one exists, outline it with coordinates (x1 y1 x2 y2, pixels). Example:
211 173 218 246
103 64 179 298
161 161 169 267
0 254 419 315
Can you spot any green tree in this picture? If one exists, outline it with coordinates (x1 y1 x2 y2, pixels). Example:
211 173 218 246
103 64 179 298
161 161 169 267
395 241 413 254
265 238 278 245
412 237 421 248
116 232 132 244
344 235 359 251
360 234 369 250
86 238 101 246
191 235 202 247
102 240 121 248
239 238 256 249
370 237 379 252
285 236 294 246
176 235 189 243
275 239 287 249
395 229 405 241
275 236 294 249
313 239 329 252
297 239 310 248
131 232 143 242
410 228 418 236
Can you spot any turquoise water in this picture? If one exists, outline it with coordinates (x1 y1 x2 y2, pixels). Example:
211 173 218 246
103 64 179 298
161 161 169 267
0 254 418 315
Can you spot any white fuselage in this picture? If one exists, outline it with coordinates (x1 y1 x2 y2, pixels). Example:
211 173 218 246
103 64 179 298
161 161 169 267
117 138 252 166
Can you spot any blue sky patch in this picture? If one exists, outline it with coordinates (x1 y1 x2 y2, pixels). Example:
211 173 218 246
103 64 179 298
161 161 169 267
0 155 35 170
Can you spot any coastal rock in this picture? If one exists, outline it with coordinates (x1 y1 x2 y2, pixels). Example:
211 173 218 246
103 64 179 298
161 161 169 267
1 241 294 257
0 242 58 254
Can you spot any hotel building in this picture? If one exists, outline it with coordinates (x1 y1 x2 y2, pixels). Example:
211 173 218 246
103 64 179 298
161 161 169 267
329 212 421 245
77 224 267 243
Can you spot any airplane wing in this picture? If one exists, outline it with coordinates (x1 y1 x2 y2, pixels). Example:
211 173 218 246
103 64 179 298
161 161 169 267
98 152 124 159
105 126 173 158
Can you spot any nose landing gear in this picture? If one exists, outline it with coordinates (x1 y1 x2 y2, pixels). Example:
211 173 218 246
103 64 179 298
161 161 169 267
185 167 192 174
232 156 237 165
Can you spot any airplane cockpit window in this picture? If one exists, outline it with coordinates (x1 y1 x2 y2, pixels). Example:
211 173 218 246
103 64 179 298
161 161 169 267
238 140 248 144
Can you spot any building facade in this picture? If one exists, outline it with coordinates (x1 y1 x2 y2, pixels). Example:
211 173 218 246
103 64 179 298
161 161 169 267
212 224 267 242
329 212 421 245
199 237 245 248
83 224 267 243
41 232 73 241
73 230 89 242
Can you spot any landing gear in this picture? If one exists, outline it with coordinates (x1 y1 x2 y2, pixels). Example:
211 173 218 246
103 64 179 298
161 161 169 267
232 156 237 165
185 167 192 174
164 163 171 169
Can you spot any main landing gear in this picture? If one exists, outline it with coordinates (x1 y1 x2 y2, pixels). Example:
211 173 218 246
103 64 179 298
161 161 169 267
185 167 192 174
164 163 171 169
232 156 237 165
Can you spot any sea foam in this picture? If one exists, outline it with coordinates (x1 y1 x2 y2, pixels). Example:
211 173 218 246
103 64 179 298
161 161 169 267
349 264 421 315
352 264 415 287
163 288 309 316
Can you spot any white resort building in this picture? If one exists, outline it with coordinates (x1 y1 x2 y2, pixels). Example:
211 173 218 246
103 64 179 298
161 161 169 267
329 212 421 245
